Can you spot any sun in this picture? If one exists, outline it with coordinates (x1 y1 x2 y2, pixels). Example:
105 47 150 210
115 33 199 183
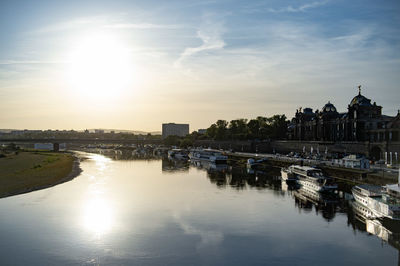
66 31 134 101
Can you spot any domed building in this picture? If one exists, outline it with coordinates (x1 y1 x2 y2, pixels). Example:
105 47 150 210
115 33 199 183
288 86 394 142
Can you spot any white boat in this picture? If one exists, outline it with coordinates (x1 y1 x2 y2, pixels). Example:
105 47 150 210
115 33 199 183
351 199 378 220
280 167 297 182
188 149 227 164
352 171 400 221
168 149 189 159
284 165 337 192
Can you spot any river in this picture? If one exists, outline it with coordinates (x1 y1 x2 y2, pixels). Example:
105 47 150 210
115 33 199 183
0 151 398 265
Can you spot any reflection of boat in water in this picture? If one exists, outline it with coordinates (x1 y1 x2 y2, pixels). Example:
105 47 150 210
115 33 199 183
283 165 337 192
352 183 400 221
350 200 400 251
281 180 298 193
189 149 227 164
294 187 338 206
167 148 189 160
293 187 339 221
191 160 228 172
162 158 189 172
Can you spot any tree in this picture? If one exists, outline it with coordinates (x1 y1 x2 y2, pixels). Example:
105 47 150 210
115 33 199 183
268 114 288 139
206 124 217 139
247 119 261 139
215 120 228 140
164 135 181 146
229 119 248 140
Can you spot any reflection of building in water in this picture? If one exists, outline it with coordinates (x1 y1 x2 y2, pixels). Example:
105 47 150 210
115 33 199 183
162 158 189 173
293 187 340 221
349 200 400 254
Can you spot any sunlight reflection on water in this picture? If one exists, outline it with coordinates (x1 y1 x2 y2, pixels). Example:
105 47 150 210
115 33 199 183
81 153 114 236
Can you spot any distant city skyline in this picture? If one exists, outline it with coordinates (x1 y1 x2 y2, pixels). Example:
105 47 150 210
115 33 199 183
1 0 399 131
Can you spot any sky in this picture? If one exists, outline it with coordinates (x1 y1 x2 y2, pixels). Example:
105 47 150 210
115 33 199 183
0 0 399 132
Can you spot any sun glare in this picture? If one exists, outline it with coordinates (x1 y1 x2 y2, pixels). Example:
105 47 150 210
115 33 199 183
66 32 134 101
83 197 114 236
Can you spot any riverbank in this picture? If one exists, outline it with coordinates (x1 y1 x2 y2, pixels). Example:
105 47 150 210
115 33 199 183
0 151 82 198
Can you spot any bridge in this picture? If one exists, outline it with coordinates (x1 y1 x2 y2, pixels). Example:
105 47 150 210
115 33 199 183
0 138 162 145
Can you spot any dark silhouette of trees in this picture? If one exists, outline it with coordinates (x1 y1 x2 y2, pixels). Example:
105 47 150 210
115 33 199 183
205 115 288 141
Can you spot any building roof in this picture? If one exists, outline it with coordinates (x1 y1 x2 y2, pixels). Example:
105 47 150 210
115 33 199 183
322 101 337 113
349 92 372 107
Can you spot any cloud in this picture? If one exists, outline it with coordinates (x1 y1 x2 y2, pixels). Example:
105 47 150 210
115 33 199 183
30 17 105 34
247 0 329 13
0 60 64 65
172 213 223 249
103 23 182 30
174 14 225 68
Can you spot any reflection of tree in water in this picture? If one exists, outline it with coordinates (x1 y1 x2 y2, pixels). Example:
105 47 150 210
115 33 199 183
162 157 189 173
200 163 282 191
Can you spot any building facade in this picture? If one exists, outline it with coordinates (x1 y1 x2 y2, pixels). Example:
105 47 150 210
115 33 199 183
162 123 189 138
287 87 400 160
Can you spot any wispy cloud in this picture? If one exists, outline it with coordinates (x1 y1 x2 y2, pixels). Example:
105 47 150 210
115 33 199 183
246 0 329 13
103 23 182 30
0 60 64 65
174 14 225 68
30 17 106 34
270 0 329 13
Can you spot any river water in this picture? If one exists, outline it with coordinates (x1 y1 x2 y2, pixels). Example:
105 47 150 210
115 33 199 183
0 152 398 265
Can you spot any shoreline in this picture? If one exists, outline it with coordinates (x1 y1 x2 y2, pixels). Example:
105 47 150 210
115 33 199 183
0 152 83 199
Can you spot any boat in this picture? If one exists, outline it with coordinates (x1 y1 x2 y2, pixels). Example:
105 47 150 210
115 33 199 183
280 167 297 182
283 165 337 192
188 149 228 164
167 148 189 159
352 171 400 221
350 199 378 220
246 158 268 169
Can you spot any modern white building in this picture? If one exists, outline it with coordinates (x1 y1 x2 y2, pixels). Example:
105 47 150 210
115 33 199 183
162 123 189 138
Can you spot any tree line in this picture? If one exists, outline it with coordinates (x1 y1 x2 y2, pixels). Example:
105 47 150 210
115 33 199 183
164 114 288 147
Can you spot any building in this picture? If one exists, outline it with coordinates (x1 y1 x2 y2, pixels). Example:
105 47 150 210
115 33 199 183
333 155 370 169
162 123 189 138
197 129 207 134
287 86 400 160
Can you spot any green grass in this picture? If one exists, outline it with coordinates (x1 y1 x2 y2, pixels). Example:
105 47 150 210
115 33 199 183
0 151 74 198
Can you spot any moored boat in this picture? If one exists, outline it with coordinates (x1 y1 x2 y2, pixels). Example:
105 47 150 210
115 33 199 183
352 170 400 221
283 165 337 192
280 167 297 182
247 158 268 169
168 148 189 159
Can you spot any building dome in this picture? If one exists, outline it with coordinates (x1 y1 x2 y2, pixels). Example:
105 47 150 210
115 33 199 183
349 86 372 107
350 94 372 107
322 101 337 113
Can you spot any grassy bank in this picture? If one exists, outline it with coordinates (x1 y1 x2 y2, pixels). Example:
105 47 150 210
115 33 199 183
0 151 76 198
